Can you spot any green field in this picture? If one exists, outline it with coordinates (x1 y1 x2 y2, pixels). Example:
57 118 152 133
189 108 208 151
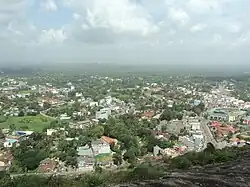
0 115 54 132
18 90 33 94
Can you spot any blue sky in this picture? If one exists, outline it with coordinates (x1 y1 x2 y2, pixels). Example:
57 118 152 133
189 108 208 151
0 0 250 65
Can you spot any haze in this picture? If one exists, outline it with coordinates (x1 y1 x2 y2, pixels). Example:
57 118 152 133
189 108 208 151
0 0 249 67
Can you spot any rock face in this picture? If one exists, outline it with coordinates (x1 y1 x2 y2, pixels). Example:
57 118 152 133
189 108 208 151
113 150 250 187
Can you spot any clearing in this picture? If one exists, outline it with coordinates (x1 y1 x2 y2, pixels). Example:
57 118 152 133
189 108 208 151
0 115 54 132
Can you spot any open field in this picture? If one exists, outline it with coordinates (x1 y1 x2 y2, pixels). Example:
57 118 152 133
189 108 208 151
0 115 54 132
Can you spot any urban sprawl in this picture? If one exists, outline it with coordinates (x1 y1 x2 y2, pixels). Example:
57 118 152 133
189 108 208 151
0 74 250 176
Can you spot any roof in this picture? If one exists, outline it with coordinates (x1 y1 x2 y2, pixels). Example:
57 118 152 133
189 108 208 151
141 111 154 118
0 152 13 163
101 136 116 145
77 146 93 156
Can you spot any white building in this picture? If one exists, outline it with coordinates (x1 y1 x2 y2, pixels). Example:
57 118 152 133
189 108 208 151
96 108 111 120
47 129 57 136
191 122 201 131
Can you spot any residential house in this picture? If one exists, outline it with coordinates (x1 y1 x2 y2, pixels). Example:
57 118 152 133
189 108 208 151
4 136 20 148
60 114 71 120
0 152 13 171
39 158 58 173
210 121 236 138
77 138 113 170
96 108 111 120
77 145 95 170
47 129 57 136
243 116 250 125
141 111 154 120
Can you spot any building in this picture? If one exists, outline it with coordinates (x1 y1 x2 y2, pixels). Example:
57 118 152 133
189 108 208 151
141 111 154 119
77 138 112 170
39 158 58 173
0 152 13 171
210 121 236 138
47 129 57 136
77 145 95 170
208 108 246 122
96 108 111 120
243 116 250 125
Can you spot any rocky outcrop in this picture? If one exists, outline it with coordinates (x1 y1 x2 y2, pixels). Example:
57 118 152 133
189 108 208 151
112 150 250 187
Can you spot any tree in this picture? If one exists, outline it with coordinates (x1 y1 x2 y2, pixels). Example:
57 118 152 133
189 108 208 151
176 113 183 120
0 130 5 139
123 148 137 164
113 152 123 166
160 110 172 121
89 125 104 138
158 140 174 149
18 111 25 117
9 124 16 132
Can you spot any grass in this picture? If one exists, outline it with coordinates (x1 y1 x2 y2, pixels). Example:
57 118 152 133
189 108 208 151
0 115 54 132
18 90 33 94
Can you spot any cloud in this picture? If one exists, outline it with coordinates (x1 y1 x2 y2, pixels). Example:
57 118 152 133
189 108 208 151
73 13 80 20
0 0 32 24
65 0 159 36
190 23 207 32
168 7 190 26
0 0 249 64
38 29 67 44
41 0 58 11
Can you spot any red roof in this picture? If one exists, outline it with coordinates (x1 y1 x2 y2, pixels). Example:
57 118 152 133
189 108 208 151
211 121 235 137
141 111 154 118
101 136 116 145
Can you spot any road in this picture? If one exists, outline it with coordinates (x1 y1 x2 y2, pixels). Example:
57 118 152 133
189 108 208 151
200 118 226 150
10 168 94 178
40 112 56 120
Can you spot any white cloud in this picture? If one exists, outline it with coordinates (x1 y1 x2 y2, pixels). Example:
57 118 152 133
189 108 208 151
73 13 80 20
41 0 58 11
190 23 207 32
168 7 189 26
7 23 23 36
212 34 222 43
0 0 31 24
226 23 242 33
0 0 249 64
65 0 159 37
38 29 67 44
187 0 220 14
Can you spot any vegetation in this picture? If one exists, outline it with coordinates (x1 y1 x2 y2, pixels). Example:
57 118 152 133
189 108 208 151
0 115 53 132
1 145 248 187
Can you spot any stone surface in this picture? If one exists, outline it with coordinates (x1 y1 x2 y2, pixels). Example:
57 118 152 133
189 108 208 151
112 150 250 187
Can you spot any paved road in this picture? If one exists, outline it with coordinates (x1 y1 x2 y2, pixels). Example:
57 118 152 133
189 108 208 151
200 119 226 150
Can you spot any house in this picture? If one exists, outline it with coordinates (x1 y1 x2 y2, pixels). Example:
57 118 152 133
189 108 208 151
210 121 236 137
77 138 113 169
47 129 57 136
39 158 58 173
0 152 13 171
60 114 71 120
77 145 95 170
96 108 111 120
141 111 154 119
101 136 117 145
4 136 20 148
243 116 250 125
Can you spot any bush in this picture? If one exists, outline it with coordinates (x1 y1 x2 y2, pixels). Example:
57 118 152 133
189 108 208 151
170 156 192 169
0 116 7 123
128 162 165 180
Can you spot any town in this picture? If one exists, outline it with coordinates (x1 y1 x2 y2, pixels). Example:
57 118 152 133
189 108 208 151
0 73 250 176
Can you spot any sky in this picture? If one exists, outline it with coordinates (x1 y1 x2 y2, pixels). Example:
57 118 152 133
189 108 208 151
0 0 250 66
